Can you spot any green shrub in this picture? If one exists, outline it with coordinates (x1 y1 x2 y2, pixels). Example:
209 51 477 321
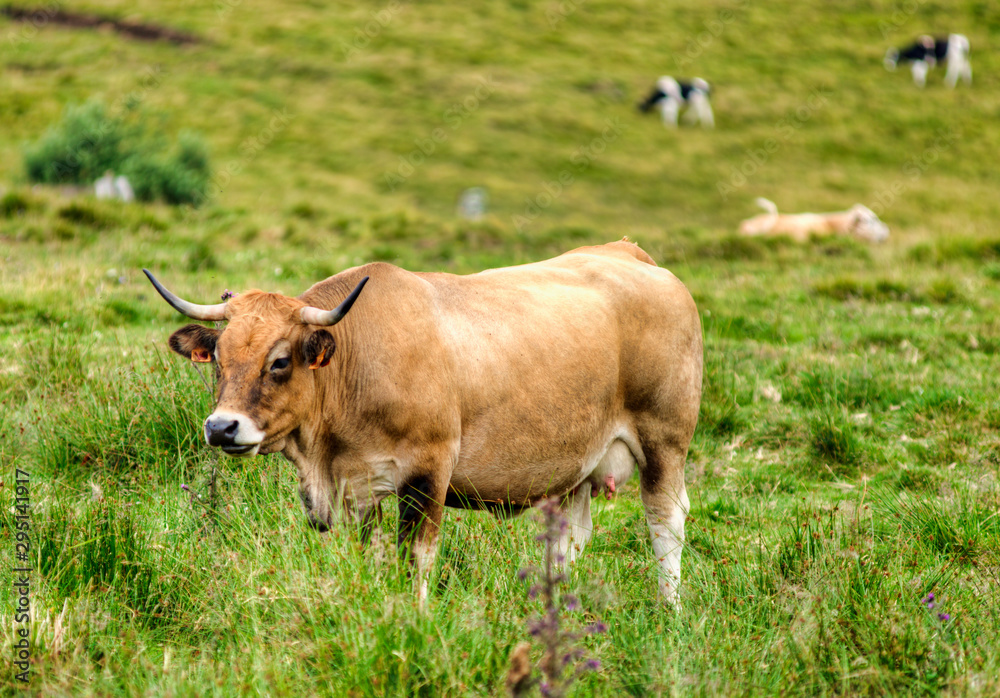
982 262 1000 281
289 201 323 220
125 152 209 206
24 101 126 185
22 100 211 206
0 190 43 217
120 132 211 206
57 201 119 229
925 278 963 304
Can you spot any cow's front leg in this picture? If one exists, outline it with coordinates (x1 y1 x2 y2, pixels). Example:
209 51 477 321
396 466 450 605
359 500 383 546
298 479 333 532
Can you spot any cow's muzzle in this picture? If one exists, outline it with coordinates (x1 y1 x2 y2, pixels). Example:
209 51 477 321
204 412 263 457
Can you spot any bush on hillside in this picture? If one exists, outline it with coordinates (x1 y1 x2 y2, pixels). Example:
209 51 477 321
23 102 125 185
23 101 210 207
125 133 210 206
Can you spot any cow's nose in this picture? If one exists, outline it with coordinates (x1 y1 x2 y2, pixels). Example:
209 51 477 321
204 416 240 447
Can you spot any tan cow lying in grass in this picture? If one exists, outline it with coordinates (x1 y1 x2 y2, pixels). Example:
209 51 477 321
738 197 889 243
146 240 703 606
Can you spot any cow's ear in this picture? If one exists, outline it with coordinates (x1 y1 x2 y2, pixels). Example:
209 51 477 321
304 329 336 369
169 324 219 363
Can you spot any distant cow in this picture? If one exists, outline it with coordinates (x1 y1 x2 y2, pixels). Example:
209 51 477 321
739 197 889 243
638 76 715 128
146 241 703 605
884 34 971 88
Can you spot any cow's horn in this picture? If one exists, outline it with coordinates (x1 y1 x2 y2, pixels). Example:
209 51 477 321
143 269 228 321
300 277 369 326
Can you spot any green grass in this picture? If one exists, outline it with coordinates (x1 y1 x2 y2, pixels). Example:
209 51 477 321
3 0 1000 695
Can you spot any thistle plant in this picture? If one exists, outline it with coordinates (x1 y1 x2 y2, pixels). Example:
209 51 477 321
507 497 604 697
922 592 951 624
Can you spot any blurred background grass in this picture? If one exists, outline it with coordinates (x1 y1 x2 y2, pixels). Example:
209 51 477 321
2 0 999 236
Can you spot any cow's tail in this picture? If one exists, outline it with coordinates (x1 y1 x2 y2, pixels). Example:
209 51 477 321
754 197 778 215
739 198 779 236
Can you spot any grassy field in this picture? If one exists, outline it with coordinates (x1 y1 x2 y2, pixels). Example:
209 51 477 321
2 0 1000 695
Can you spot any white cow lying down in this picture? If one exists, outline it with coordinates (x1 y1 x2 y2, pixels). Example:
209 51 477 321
739 198 889 243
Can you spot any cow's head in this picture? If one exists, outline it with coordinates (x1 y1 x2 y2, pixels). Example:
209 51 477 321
144 269 368 457
848 205 890 243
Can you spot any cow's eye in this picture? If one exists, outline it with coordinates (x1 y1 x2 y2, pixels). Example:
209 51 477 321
271 357 291 371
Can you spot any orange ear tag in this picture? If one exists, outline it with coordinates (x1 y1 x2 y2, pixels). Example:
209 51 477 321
191 349 212 363
308 349 329 370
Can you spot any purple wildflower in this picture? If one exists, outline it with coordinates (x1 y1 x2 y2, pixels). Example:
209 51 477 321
221 289 236 301
564 595 579 611
181 484 190 491
518 568 529 581
585 659 601 671
586 622 608 634
938 613 950 622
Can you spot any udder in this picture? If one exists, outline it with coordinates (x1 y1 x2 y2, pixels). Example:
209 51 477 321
584 439 636 500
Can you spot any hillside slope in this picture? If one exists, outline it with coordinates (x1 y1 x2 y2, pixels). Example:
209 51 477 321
3 0 998 238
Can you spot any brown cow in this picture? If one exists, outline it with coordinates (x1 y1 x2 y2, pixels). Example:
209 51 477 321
145 240 703 604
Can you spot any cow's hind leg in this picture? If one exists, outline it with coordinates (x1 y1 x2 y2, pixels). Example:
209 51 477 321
638 440 691 607
555 482 594 565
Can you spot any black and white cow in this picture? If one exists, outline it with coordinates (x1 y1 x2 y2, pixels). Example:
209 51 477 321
638 76 714 128
884 34 971 88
